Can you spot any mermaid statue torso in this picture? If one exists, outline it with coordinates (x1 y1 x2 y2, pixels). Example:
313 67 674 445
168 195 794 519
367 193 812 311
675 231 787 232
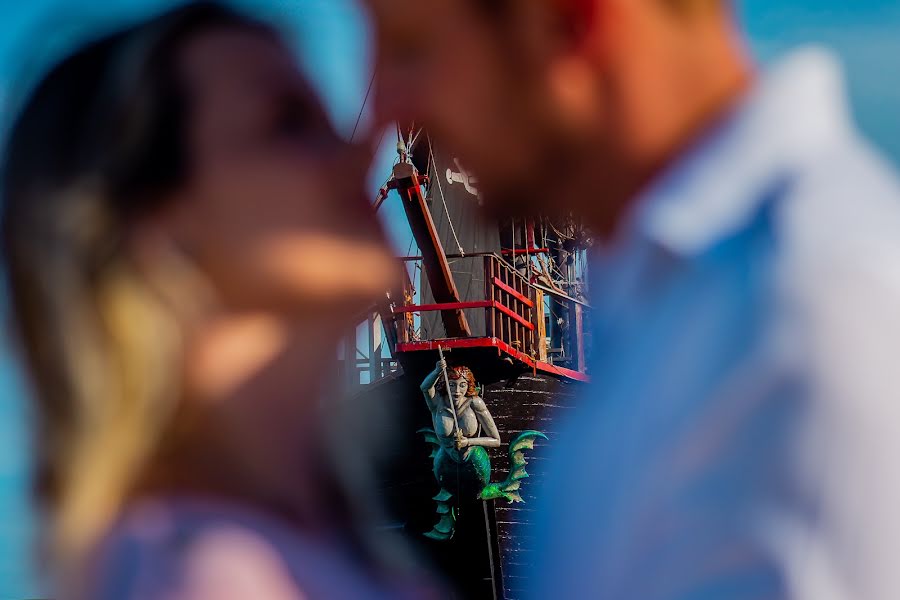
432 393 485 461
422 360 500 485
418 359 546 540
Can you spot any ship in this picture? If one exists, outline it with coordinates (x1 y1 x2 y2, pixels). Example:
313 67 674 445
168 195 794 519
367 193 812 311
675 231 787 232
344 126 592 599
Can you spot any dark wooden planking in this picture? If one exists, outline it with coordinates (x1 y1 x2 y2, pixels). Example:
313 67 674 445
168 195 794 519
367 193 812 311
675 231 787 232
479 372 584 600
363 362 586 599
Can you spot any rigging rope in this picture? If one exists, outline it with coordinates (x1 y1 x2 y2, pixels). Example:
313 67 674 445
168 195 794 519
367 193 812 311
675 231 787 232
350 69 376 143
538 254 566 294
427 134 465 256
371 126 396 212
408 127 423 153
549 219 576 242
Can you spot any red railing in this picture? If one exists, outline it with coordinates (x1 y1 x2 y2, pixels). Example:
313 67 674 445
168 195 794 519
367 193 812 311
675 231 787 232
343 251 590 387
393 253 547 361
483 254 540 359
388 252 591 380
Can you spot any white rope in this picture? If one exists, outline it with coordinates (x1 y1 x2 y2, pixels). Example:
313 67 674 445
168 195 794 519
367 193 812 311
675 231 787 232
408 127 423 153
538 254 566 294
427 134 465 256
549 220 576 241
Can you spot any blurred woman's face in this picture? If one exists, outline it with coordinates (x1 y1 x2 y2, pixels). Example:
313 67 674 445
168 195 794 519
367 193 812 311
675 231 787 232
154 29 395 319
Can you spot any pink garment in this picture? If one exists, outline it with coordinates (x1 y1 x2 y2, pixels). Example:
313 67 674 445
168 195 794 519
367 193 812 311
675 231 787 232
84 498 439 600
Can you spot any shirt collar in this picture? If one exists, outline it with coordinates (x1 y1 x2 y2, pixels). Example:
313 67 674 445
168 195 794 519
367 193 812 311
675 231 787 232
629 47 856 256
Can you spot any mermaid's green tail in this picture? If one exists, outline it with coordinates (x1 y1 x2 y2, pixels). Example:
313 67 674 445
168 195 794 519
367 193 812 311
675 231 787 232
418 428 492 540
417 428 545 539
423 487 455 541
478 430 547 503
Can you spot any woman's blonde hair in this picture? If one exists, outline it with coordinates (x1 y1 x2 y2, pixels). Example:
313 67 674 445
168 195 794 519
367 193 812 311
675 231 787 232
0 1 275 578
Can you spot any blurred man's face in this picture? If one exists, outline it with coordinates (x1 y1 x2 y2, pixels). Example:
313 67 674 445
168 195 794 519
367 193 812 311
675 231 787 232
366 0 573 217
367 0 750 235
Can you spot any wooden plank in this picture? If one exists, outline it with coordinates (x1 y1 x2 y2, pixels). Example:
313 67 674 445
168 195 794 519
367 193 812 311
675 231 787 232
492 277 533 308
393 264 416 346
485 256 496 339
501 247 550 256
392 301 491 314
503 266 516 348
520 275 533 358
392 162 470 338
393 337 591 382
574 303 586 373
398 249 549 261
498 259 507 345
478 371 585 600
493 301 535 331
493 339 589 381
527 283 537 359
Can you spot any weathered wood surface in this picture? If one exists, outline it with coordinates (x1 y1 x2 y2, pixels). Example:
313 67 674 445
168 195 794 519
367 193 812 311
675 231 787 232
360 369 585 599
482 373 584 600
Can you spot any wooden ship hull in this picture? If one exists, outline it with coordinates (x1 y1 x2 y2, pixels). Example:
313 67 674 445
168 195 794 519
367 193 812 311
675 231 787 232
358 369 584 599
348 131 591 599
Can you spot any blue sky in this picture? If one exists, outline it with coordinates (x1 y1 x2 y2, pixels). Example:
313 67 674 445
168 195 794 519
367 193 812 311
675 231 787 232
0 0 898 597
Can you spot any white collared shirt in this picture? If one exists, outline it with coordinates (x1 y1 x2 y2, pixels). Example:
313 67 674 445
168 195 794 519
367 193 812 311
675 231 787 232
529 48 900 600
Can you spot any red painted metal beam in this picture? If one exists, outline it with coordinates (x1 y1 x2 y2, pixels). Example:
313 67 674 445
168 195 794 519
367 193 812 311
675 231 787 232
394 300 534 331
492 300 535 331
395 337 590 382
397 338 498 351
393 301 491 314
492 277 534 308
501 247 549 256
493 339 589 382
